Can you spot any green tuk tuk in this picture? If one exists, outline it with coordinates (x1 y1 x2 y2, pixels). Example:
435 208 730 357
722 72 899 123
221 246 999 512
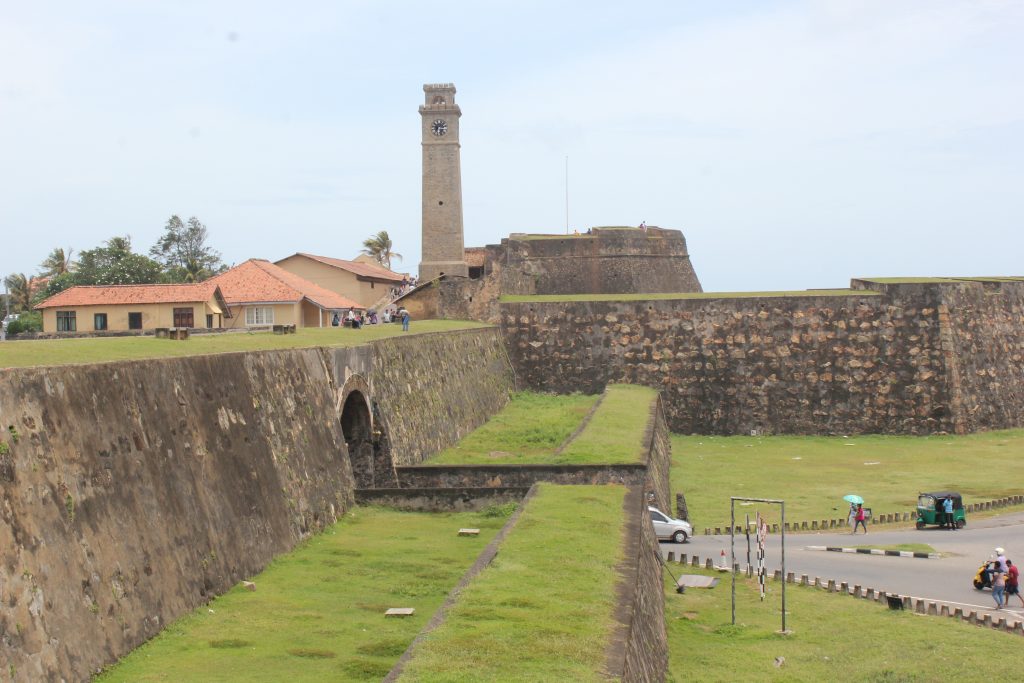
916 491 965 529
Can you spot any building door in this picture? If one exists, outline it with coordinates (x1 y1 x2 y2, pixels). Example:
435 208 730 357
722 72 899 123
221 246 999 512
128 312 143 330
173 307 194 328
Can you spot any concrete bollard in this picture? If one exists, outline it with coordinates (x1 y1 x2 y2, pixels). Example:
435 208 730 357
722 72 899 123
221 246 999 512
829 519 836 529
772 523 779 533
773 569 782 581
968 611 978 624
666 552 675 562
877 591 886 603
840 581 848 594
705 528 711 536
800 575 809 586
801 521 809 530
953 608 963 620
734 562 741 573
691 556 700 567
927 603 938 616
705 558 714 569
983 614 993 628
853 584 861 597
827 579 836 593
1014 622 1024 636
746 565 753 578
915 599 926 613
813 577 822 588
940 605 950 617
993 617 1006 630
865 588 875 600
903 596 914 610
811 521 819 530
786 572 795 583
715 527 721 535
679 553 687 564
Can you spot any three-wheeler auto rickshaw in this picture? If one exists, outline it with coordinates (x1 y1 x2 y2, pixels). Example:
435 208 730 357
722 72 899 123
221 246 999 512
916 491 966 529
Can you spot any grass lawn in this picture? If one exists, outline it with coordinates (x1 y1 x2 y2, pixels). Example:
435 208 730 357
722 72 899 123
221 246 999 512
557 384 659 464
665 568 1020 682
397 484 626 682
500 289 880 303
670 431 1024 530
0 321 489 368
427 392 598 464
96 506 509 683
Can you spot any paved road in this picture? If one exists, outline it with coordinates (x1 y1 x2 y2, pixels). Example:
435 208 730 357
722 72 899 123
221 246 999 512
662 511 1024 623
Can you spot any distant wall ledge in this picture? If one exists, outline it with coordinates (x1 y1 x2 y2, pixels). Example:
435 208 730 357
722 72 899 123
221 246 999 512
499 289 882 304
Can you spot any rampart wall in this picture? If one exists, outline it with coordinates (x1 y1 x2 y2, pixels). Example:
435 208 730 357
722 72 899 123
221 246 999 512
0 327 514 681
501 228 702 296
501 281 1024 435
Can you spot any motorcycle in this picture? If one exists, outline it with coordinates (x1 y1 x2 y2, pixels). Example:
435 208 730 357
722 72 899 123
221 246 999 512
973 559 1000 590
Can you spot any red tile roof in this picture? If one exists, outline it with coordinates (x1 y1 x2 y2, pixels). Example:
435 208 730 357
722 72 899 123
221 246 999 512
207 259 363 309
278 253 406 283
35 282 222 309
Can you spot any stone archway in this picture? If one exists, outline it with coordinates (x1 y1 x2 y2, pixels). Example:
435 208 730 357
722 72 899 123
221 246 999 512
340 389 374 488
339 376 396 489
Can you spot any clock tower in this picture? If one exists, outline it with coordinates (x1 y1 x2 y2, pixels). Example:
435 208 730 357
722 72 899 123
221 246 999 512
419 83 468 281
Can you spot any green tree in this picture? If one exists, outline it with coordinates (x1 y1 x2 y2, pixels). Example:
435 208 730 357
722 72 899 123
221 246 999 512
150 215 224 282
75 236 162 286
360 230 402 270
39 247 75 278
3 273 35 312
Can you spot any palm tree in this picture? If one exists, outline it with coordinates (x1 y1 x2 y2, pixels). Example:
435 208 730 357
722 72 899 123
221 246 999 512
3 273 35 312
360 231 403 270
39 247 75 277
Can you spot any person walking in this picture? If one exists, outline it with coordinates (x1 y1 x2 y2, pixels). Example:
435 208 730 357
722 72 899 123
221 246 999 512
847 503 857 534
1005 560 1024 608
853 504 868 535
401 308 410 332
992 564 1006 609
943 496 955 530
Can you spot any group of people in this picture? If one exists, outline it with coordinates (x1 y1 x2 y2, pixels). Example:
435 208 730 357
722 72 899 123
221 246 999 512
987 547 1023 610
330 307 411 331
390 276 418 299
848 502 869 534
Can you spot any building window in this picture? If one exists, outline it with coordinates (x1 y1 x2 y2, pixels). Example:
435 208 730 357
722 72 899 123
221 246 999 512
245 306 274 325
94 313 108 331
173 307 194 328
56 311 76 332
206 314 213 329
128 312 142 330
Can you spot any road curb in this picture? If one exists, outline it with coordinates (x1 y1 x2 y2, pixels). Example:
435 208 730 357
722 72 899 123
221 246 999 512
804 545 940 559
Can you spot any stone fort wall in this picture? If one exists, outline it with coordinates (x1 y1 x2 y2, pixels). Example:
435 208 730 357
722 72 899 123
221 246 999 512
501 280 1024 435
0 328 513 680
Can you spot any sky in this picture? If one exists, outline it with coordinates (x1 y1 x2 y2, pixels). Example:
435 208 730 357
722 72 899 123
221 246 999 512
2 1 1022 292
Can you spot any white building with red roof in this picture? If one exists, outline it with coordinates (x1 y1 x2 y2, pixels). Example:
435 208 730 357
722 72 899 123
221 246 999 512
34 282 229 333
206 259 364 328
274 252 406 310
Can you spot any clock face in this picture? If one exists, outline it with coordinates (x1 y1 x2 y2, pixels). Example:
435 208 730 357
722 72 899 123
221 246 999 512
431 119 448 136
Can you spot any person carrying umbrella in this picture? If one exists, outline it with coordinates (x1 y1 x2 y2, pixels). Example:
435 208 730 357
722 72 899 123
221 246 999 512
854 503 868 534
844 494 863 533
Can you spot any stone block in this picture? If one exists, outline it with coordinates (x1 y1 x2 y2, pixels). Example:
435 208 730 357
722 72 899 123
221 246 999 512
385 608 415 617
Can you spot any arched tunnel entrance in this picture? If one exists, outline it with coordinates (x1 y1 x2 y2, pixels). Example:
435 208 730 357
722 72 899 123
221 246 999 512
340 389 396 489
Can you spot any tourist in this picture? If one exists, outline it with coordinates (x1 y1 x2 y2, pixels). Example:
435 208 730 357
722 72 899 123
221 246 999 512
1006 560 1024 608
943 496 955 530
847 503 857 534
853 504 867 535
332 312 340 327
401 308 410 332
993 564 1006 609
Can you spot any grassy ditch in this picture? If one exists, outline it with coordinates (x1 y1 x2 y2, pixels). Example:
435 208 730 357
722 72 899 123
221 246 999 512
557 384 658 464
0 320 489 368
427 392 598 464
397 484 627 682
96 506 510 682
665 568 1019 682
670 430 1024 529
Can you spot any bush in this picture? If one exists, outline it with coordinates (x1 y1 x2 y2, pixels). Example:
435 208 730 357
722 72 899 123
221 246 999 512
6 311 41 335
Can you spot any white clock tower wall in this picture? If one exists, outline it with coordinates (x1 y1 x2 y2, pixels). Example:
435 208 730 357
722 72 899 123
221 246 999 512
419 83 469 281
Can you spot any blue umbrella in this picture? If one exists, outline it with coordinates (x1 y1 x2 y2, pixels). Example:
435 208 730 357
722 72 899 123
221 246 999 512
843 494 864 505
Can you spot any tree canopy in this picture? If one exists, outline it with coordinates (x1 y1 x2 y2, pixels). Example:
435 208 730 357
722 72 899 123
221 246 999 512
75 236 162 286
360 230 402 270
150 215 224 282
